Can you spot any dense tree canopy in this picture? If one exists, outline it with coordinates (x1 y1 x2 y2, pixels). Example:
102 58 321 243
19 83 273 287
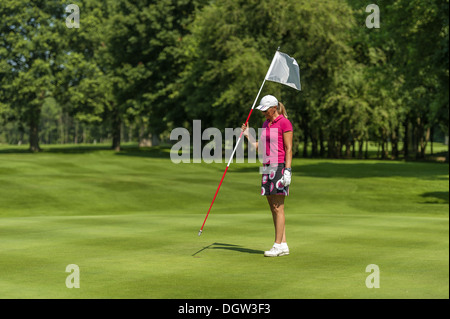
0 0 448 160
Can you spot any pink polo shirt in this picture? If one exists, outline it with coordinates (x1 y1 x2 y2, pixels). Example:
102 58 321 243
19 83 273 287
260 114 293 165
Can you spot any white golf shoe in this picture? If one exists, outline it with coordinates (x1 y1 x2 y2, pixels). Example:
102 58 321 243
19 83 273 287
264 244 289 257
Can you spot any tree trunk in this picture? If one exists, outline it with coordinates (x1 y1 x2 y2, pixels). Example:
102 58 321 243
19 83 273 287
29 115 41 152
420 127 430 159
402 119 409 159
430 126 434 155
351 139 356 158
365 139 369 159
415 117 427 159
446 142 449 163
327 136 335 158
74 121 79 144
302 129 308 158
414 118 421 159
319 128 325 157
301 113 309 158
381 141 386 159
391 127 399 160
358 139 364 159
311 131 318 157
18 123 25 146
111 107 121 152
345 139 351 158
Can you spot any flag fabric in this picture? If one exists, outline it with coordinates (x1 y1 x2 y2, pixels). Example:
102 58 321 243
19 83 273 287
265 51 301 91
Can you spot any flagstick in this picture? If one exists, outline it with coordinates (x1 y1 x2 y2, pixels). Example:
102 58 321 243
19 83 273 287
198 48 301 235
198 78 267 236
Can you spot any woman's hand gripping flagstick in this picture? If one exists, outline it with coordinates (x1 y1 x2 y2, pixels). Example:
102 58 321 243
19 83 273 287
198 48 301 236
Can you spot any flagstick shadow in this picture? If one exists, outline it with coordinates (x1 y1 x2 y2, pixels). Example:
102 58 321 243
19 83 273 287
192 242 263 257
192 243 215 257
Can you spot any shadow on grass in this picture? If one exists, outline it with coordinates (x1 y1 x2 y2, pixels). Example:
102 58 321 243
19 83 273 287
0 144 112 154
0 144 173 158
420 191 449 204
229 160 449 179
44 145 113 154
290 161 449 180
192 242 263 257
114 146 172 159
0 147 34 154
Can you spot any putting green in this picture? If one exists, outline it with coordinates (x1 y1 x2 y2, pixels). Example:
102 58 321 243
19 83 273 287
0 145 448 298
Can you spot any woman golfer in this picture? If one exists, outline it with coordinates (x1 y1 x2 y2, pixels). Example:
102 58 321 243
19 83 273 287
241 95 293 257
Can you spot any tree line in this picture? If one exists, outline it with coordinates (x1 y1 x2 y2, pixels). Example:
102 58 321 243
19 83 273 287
0 0 448 160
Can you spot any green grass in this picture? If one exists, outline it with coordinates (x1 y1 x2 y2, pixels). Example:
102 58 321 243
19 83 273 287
0 144 448 298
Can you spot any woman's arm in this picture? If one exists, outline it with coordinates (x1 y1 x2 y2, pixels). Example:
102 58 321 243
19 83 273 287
241 123 258 150
283 131 293 168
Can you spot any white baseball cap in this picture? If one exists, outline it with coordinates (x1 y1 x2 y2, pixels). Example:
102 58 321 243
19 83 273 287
256 95 278 111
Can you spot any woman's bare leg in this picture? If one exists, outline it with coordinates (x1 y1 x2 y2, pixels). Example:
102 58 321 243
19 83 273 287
266 195 286 244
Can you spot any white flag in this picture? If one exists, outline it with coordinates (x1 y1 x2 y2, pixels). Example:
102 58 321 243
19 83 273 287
265 51 301 91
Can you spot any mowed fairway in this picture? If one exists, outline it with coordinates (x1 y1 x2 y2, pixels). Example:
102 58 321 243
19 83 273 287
0 145 448 299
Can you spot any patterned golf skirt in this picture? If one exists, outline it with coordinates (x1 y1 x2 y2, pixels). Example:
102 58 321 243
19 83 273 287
261 163 289 196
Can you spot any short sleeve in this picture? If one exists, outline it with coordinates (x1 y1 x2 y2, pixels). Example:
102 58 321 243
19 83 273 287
281 118 293 133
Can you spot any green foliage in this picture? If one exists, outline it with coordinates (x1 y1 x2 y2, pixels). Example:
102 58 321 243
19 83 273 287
0 0 448 159
0 0 69 150
96 0 203 150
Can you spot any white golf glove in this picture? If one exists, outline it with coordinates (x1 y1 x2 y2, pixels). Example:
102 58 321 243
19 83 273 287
282 168 292 187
